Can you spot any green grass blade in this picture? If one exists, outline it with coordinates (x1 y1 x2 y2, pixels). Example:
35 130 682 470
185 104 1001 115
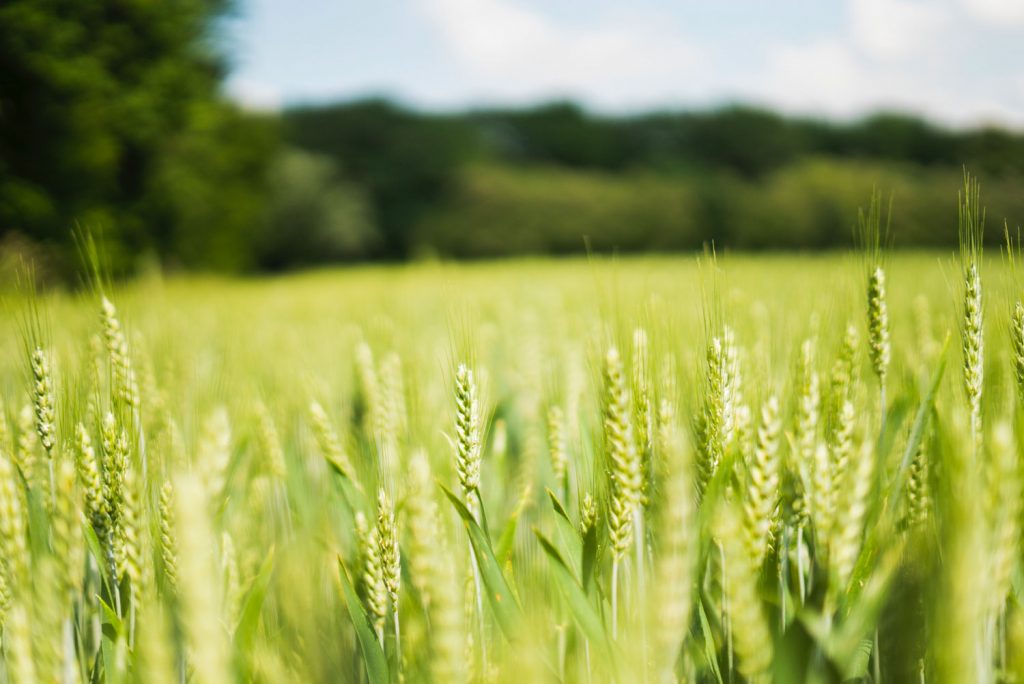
495 494 530 566
830 543 904 677
581 520 600 594
533 528 617 670
441 485 524 641
233 547 275 650
97 595 125 638
324 458 368 516
847 337 948 597
546 488 583 573
82 521 116 595
336 556 391 684
696 598 725 684
890 334 950 502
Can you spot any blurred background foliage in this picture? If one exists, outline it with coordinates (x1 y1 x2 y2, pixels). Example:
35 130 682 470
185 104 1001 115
2 1 1024 280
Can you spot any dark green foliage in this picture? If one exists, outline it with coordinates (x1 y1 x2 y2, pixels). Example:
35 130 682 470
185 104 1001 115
0 0 273 274
256 149 377 269
471 101 635 170
285 100 1024 261
285 100 476 259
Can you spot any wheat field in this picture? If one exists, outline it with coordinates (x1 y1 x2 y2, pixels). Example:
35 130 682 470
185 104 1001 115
0 191 1022 682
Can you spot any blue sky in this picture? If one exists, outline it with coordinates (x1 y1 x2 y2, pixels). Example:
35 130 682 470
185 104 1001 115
223 0 1024 127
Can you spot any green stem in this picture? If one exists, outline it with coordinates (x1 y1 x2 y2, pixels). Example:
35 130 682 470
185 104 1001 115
611 557 620 639
394 611 401 673
796 526 806 603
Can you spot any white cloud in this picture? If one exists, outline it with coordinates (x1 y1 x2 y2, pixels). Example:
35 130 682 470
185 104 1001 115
420 0 701 107
960 0 1024 25
226 77 283 112
849 0 951 59
417 0 1021 126
754 39 874 117
225 0 1024 128
753 35 1024 127
741 0 1024 127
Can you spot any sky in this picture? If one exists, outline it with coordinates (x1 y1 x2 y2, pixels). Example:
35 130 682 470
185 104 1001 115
223 0 1024 127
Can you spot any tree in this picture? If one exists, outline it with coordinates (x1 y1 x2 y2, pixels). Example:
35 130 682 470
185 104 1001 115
0 0 274 273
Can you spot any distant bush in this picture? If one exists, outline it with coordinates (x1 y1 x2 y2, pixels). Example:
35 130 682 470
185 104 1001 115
415 160 1024 257
414 165 702 257
286 101 474 259
257 149 378 269
729 161 1024 249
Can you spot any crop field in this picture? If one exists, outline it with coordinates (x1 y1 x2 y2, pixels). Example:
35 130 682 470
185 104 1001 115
0 194 1022 682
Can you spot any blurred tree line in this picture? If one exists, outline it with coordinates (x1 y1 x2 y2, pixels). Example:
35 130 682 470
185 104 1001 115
2 0 1023 277
285 100 1024 260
